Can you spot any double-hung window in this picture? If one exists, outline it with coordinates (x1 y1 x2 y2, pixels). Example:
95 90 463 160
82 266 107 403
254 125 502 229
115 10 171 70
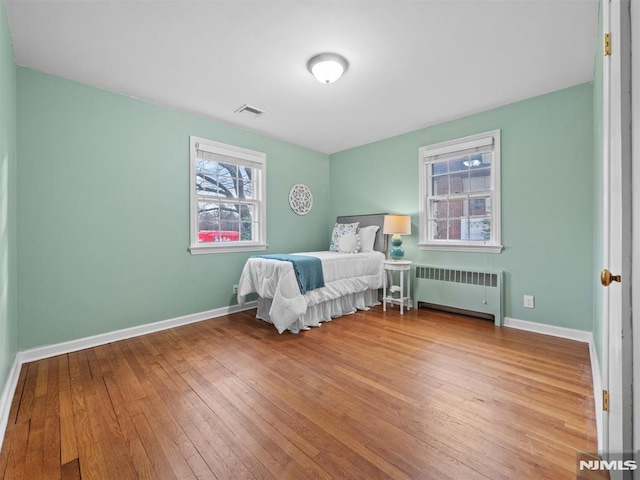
189 136 267 254
419 130 503 253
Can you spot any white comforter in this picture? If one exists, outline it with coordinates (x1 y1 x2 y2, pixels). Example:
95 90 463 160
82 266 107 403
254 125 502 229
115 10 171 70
237 251 385 333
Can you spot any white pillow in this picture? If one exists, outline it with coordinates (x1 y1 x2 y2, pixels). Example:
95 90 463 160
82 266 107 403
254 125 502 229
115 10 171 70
358 225 380 252
337 232 360 254
329 222 359 252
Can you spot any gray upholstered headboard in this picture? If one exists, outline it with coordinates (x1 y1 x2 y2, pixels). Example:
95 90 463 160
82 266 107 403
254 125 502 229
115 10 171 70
336 213 388 254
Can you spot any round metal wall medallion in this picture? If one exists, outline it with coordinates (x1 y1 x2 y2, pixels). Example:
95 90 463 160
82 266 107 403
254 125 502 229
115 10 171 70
289 184 313 215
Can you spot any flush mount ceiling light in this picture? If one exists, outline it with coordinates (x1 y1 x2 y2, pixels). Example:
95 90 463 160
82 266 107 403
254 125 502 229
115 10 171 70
307 53 349 84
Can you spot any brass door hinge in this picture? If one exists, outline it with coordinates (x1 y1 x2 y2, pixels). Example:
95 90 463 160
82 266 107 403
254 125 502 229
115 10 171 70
604 33 611 56
603 389 610 412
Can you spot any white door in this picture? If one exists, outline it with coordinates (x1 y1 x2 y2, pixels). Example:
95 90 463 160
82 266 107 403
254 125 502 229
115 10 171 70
601 0 632 473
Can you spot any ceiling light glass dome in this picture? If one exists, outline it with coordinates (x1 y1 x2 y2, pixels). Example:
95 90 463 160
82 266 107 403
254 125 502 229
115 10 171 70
307 53 349 84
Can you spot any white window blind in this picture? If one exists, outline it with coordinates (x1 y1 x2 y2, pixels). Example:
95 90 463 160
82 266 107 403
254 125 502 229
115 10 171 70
423 135 495 161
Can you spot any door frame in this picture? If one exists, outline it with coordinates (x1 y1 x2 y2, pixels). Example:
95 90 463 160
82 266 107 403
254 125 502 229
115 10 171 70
601 0 633 465
631 0 640 457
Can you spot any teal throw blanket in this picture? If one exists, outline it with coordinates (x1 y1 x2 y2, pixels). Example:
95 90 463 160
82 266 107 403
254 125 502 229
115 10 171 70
256 254 325 294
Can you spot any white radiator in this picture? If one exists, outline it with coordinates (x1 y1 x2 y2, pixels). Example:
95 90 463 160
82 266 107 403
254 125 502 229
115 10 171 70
413 265 503 325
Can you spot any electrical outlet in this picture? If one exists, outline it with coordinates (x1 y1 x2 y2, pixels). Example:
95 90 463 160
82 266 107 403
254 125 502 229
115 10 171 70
523 295 535 309
233 284 238 294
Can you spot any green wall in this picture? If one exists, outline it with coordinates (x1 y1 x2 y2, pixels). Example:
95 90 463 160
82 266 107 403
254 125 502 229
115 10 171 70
329 83 594 330
0 0 17 392
17 68 330 350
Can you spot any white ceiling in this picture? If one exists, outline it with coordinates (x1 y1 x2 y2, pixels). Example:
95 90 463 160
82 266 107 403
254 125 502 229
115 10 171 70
6 0 599 154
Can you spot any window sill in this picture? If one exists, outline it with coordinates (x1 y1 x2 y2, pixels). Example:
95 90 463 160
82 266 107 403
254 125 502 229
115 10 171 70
189 243 268 255
418 243 504 254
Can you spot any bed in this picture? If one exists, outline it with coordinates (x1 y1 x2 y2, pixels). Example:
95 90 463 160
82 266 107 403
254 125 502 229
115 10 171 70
237 214 388 333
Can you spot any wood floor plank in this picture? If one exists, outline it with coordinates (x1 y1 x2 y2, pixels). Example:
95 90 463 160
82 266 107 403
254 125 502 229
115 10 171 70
125 412 181 480
0 366 28 477
101 373 160 480
85 378 138 480
1 421 29 480
67 352 88 415
57 355 78 466
136 393 211 480
42 358 61 480
0 306 598 480
15 363 37 426
70 349 107 480
24 394 46 480
71 409 100 479
59 459 80 480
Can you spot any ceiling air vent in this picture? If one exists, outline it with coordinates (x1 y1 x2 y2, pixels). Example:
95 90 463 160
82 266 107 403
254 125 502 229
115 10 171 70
234 104 267 118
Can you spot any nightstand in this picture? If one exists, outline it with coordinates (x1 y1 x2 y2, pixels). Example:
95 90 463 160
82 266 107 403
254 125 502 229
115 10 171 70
383 260 412 314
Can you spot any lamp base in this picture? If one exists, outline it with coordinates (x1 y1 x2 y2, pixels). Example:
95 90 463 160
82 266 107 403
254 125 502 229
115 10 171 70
389 233 404 260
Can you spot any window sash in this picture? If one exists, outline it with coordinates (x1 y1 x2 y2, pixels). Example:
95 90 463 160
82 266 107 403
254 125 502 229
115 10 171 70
427 194 492 242
425 181 496 244
429 171 493 197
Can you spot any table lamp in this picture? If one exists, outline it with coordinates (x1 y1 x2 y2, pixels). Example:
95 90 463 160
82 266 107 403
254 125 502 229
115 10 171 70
383 215 411 260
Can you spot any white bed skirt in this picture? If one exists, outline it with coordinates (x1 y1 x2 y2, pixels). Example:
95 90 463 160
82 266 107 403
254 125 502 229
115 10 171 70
255 289 380 334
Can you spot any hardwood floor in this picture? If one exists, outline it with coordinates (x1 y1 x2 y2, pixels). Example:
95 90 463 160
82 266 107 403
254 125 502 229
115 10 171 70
0 306 597 479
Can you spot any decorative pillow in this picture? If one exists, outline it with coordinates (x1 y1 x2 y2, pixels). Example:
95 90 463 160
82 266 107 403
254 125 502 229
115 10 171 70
358 225 380 252
337 232 361 254
329 222 359 252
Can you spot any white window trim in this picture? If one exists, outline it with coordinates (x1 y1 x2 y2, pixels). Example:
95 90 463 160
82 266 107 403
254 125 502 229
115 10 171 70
189 136 267 255
418 130 503 254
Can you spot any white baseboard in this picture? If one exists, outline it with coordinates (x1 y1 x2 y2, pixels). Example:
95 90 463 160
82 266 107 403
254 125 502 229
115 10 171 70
504 317 602 452
0 301 257 453
503 317 593 343
18 301 256 364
